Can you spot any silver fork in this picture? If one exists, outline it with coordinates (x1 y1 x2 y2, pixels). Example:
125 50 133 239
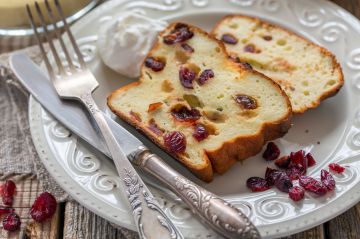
26 1 183 239
26 1 261 239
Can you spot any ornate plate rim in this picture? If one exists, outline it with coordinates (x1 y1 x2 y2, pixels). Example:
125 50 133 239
28 0 360 238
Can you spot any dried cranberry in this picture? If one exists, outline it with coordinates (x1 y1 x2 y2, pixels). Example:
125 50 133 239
3 213 21 231
235 95 257 110
163 23 194 45
163 131 186 153
262 142 280 161
1 180 16 206
1 180 16 197
198 69 214 85
179 67 196 89
246 177 270 192
275 156 291 169
289 186 305 202
171 106 201 123
30 192 57 222
299 176 327 196
321 169 335 191
244 44 256 53
263 35 273 41
181 43 194 53
144 57 165 72
221 33 238 45
286 164 306 180
265 167 281 186
306 153 316 167
329 163 345 174
0 206 14 215
274 172 293 193
193 124 209 142
289 150 306 167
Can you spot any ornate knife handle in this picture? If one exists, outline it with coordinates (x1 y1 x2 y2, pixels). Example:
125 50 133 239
131 146 261 239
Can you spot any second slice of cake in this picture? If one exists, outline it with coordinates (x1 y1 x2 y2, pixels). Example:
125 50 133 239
212 15 344 114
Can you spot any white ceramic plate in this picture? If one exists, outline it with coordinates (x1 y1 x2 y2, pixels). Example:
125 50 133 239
28 0 360 238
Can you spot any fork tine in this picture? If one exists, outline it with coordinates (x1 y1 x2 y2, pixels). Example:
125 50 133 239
44 0 75 71
26 4 55 79
54 0 86 69
34 1 66 76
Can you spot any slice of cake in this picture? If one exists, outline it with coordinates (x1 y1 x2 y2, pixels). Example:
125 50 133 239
108 23 292 182
212 15 344 114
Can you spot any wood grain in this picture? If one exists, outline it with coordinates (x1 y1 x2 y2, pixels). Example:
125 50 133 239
0 175 60 239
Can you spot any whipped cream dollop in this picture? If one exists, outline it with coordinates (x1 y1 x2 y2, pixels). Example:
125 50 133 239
97 12 168 78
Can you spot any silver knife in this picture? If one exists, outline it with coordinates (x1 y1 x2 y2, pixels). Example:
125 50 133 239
10 53 260 239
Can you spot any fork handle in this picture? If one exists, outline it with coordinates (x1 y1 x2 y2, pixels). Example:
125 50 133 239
80 93 183 239
131 146 261 239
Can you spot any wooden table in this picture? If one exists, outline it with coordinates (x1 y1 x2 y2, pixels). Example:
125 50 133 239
1 0 359 238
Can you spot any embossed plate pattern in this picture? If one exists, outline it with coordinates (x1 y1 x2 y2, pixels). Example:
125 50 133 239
29 0 360 238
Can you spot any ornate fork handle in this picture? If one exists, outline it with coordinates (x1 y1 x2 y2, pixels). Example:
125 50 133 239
80 93 183 239
131 146 261 239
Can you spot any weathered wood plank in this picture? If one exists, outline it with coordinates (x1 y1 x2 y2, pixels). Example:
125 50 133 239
63 201 137 239
324 205 360 239
282 226 324 239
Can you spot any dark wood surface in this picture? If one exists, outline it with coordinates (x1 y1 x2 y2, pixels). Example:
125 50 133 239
2 0 359 238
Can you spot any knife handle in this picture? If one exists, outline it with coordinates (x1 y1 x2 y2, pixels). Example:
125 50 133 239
131 146 261 239
80 94 183 239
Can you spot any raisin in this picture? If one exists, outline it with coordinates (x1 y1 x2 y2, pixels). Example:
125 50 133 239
163 23 194 45
2 213 21 232
244 44 256 53
197 69 214 85
192 124 209 142
262 142 280 161
221 33 238 45
299 176 327 196
289 186 305 201
328 163 345 174
246 177 270 192
179 66 196 89
147 119 164 136
263 35 273 41
228 56 253 70
235 95 257 110
181 43 194 53
321 169 335 191
30 192 57 222
275 156 291 169
238 62 253 70
144 57 165 72
171 106 201 123
274 172 293 193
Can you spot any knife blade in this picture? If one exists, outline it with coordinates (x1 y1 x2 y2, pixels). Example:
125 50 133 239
10 53 142 158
